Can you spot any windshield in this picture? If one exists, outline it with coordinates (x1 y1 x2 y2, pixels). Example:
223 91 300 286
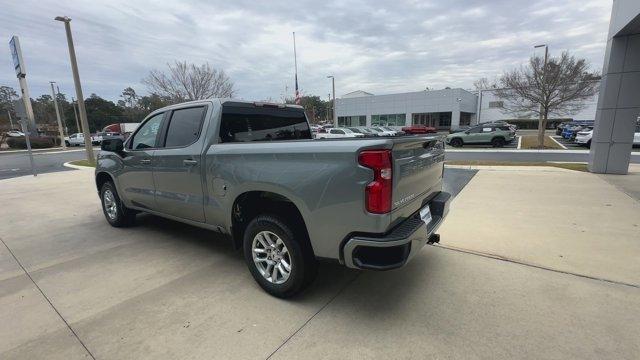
348 128 362 133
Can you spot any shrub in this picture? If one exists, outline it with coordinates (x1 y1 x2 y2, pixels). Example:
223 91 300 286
6 136 61 149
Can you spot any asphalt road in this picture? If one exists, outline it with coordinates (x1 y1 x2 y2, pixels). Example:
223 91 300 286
0 148 97 179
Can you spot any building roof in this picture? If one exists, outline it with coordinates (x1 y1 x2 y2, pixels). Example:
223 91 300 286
341 90 375 98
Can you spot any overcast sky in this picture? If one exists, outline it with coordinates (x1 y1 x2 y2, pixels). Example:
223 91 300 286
1 0 612 103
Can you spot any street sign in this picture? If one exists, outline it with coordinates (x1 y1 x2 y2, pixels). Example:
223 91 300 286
9 36 26 77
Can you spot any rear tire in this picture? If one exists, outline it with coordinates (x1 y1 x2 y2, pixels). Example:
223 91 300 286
243 215 317 298
450 138 463 148
491 137 505 147
586 140 591 148
100 181 136 227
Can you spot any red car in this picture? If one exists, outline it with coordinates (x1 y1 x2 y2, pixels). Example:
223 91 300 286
401 125 437 134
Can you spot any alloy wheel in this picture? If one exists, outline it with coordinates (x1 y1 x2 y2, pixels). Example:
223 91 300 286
103 189 118 220
252 231 292 284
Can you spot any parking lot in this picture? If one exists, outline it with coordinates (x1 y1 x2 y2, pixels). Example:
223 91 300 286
1 165 639 359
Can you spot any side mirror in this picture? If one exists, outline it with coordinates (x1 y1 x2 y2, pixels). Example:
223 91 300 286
101 138 124 153
464 130 470 134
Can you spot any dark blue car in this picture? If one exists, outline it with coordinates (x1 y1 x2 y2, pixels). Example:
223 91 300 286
562 121 593 139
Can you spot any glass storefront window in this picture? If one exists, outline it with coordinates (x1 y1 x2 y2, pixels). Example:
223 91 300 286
338 116 366 127
371 113 406 126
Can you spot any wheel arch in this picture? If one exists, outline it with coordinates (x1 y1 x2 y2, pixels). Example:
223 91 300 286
230 190 312 253
95 171 115 193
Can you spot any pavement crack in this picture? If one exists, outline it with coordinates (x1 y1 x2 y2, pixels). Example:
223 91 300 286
434 244 639 289
0 236 97 360
265 272 361 360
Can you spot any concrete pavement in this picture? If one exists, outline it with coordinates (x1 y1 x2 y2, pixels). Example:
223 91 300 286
1 167 639 359
438 164 640 287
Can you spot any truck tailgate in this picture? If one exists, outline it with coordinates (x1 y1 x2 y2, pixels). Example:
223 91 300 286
391 136 445 220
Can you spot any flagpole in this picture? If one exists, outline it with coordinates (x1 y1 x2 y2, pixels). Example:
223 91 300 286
293 32 300 104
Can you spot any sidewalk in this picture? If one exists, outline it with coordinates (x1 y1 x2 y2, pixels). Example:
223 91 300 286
439 164 640 286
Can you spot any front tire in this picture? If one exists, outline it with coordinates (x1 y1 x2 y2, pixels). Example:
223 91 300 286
243 215 317 298
100 181 136 227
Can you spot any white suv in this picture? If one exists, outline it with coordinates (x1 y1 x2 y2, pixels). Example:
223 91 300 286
575 126 593 148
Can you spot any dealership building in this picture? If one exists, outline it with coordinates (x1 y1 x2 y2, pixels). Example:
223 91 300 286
335 88 597 131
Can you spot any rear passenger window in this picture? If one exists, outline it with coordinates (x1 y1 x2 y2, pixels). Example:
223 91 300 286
219 105 311 142
164 107 206 147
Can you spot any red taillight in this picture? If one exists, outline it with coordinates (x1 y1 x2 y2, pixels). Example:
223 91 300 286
358 149 392 214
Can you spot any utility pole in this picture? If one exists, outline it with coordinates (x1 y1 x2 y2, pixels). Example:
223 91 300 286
327 76 336 125
57 84 68 134
71 96 80 133
534 44 549 148
55 16 94 163
50 81 66 149
7 110 14 129
327 93 331 122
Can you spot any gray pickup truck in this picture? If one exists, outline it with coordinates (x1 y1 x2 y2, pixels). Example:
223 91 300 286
96 99 450 297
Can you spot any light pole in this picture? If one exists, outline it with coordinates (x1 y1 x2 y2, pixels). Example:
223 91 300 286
7 110 14 129
71 96 80 133
55 16 94 163
327 76 336 126
50 81 66 149
534 44 549 147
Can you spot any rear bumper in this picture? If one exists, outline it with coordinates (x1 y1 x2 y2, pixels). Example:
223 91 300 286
342 191 451 270
574 136 590 144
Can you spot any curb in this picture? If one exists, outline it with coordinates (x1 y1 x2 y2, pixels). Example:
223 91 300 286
444 164 574 172
63 161 94 170
0 147 99 155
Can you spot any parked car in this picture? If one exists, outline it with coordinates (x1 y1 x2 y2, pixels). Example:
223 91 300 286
355 127 379 137
65 133 84 146
574 126 593 147
402 124 437 134
446 124 515 147
5 129 25 137
634 124 640 146
315 127 365 139
556 122 572 135
449 126 471 134
348 127 377 137
561 124 586 140
317 124 334 133
370 127 396 137
96 99 450 297
65 132 102 146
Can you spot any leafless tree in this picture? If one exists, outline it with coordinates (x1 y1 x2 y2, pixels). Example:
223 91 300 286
473 77 497 91
494 51 600 148
142 61 235 102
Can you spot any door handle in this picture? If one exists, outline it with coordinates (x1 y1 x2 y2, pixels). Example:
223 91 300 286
183 159 198 166
140 159 151 164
